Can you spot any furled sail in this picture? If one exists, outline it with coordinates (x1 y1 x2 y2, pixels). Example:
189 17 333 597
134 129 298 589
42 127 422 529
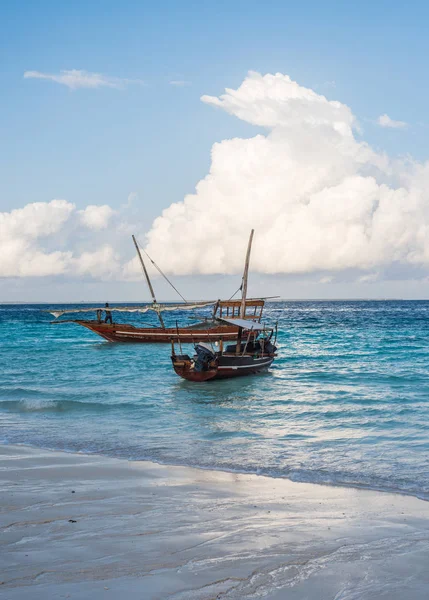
49 301 215 319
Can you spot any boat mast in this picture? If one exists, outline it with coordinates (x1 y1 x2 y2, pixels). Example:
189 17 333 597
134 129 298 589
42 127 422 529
132 235 165 328
236 229 254 353
240 229 254 318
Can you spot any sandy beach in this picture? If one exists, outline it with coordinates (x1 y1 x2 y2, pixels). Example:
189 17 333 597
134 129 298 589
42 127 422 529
1 445 429 599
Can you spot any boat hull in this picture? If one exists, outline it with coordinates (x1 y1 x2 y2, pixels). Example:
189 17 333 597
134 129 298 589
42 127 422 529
74 320 243 343
171 354 274 381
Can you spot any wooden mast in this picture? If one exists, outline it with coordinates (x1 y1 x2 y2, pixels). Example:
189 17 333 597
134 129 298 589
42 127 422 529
132 235 165 328
236 229 254 353
240 229 254 319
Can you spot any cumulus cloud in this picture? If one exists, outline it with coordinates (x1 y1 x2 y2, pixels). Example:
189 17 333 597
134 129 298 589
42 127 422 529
0 201 121 278
74 245 120 279
377 113 407 129
145 71 429 278
5 71 429 289
201 71 355 130
0 200 74 277
24 69 144 90
78 205 114 230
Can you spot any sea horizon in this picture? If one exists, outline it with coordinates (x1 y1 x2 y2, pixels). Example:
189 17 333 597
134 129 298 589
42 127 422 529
0 297 422 305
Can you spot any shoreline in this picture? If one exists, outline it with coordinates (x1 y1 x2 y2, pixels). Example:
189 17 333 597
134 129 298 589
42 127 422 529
3 440 428 504
2 444 429 599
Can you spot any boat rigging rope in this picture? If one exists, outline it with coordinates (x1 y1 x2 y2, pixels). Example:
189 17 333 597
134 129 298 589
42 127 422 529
228 283 242 301
134 237 246 312
134 237 189 304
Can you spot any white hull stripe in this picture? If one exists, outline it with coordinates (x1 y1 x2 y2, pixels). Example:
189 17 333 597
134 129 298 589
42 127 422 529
218 360 273 370
115 331 237 337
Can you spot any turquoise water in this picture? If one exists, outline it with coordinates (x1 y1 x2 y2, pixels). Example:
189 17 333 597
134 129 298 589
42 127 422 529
1 301 429 500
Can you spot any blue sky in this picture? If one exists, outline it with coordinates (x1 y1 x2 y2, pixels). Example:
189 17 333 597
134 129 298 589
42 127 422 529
2 0 429 301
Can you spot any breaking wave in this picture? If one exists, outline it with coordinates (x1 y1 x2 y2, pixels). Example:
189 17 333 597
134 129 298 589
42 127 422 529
2 300 429 504
0 398 143 413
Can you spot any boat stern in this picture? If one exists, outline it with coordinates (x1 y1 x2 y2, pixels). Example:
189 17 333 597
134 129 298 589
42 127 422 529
171 354 218 382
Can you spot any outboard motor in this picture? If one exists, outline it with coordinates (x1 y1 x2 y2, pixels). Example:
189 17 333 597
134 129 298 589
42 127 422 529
194 343 216 372
257 335 277 355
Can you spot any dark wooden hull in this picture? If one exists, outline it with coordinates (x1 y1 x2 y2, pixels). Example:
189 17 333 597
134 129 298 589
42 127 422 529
74 320 243 343
172 353 274 381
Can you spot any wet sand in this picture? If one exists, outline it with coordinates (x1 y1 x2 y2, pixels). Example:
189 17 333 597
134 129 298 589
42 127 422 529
1 444 429 599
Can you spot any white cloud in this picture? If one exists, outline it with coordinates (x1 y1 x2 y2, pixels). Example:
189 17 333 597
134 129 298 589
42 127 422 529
74 245 120 279
145 71 429 278
78 205 114 230
377 113 407 129
0 201 122 279
23 69 144 90
201 71 355 131
0 200 74 277
4 72 429 289
358 272 379 283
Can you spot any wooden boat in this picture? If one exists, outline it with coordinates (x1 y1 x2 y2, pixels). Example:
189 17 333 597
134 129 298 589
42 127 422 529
51 302 265 343
171 230 278 381
48 235 270 343
171 320 277 381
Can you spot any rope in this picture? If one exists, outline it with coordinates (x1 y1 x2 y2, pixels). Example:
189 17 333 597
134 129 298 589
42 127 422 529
134 238 246 323
228 283 242 301
134 237 188 304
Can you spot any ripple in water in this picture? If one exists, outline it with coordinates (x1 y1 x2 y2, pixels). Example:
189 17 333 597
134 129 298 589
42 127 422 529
1 301 429 500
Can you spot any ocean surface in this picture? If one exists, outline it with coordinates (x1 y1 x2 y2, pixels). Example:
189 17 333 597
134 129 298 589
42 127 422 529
1 301 429 501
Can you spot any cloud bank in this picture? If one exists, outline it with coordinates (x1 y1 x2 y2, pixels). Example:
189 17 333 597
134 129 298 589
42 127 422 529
4 71 428 288
145 71 429 277
24 69 144 90
0 201 121 278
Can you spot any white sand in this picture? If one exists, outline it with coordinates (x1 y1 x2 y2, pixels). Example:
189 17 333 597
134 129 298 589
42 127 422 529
1 445 429 599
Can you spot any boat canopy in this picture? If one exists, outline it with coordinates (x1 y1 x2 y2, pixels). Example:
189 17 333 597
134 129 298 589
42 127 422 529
218 317 267 331
214 297 275 322
48 301 215 319
216 299 265 308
